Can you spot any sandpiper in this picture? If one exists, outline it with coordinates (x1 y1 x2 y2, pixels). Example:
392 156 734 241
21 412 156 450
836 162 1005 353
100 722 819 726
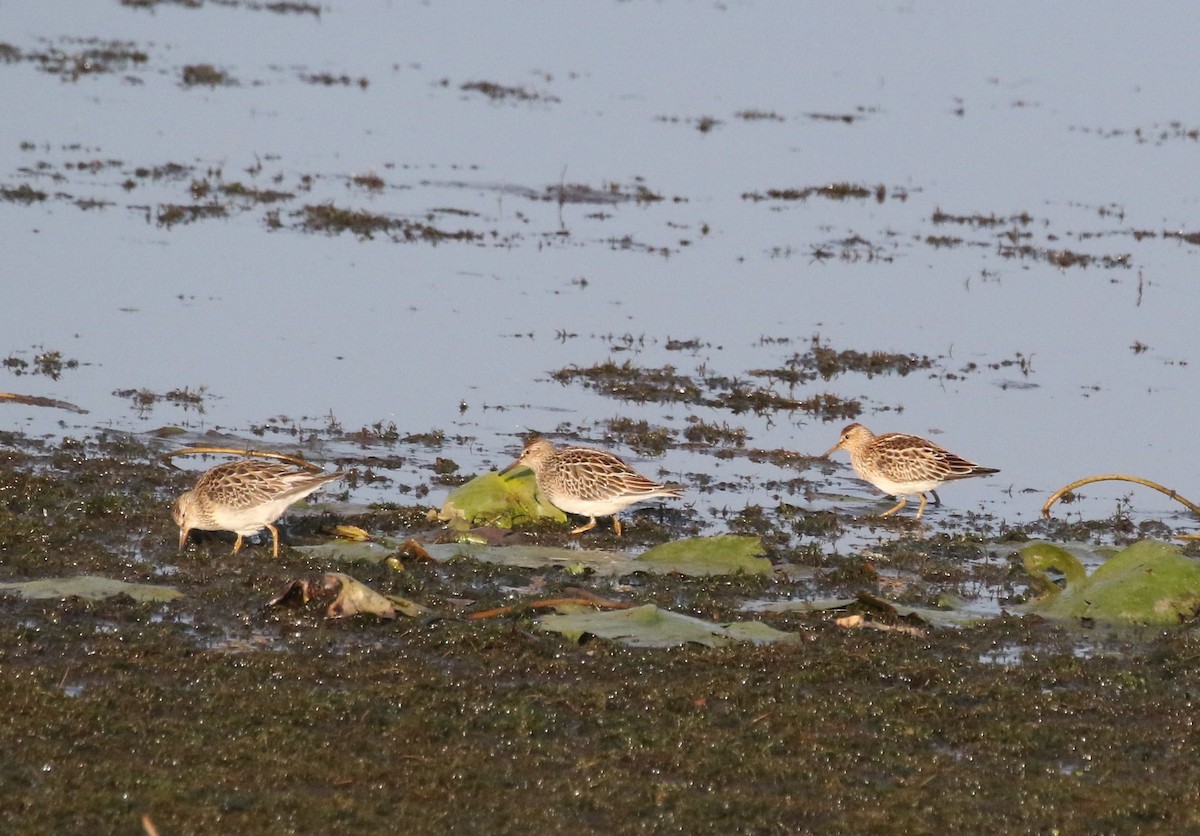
173 459 344 557
824 423 998 520
501 437 684 536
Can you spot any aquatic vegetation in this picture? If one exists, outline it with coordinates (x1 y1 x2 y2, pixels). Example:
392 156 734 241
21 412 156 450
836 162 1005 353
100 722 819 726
537 603 798 647
1022 540 1200 626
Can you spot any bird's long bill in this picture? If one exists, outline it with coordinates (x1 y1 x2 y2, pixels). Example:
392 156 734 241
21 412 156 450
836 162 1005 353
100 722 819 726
499 461 530 478
821 442 843 458
177 526 189 551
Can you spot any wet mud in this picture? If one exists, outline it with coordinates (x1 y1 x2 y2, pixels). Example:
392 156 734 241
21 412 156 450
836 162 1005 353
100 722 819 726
2 428 1200 832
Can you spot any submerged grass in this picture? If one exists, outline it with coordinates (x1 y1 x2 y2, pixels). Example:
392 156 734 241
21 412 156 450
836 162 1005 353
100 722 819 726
297 203 482 242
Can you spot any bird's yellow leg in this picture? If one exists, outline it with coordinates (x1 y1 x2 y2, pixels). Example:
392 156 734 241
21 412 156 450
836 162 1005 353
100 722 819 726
231 534 244 555
570 517 598 534
611 516 623 537
914 494 929 521
880 496 908 517
266 523 280 558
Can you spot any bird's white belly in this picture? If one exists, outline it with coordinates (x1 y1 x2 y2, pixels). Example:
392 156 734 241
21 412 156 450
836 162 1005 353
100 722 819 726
211 500 291 535
864 475 940 497
548 495 631 518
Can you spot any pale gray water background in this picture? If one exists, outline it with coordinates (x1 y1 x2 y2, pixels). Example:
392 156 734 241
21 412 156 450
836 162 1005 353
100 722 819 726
2 0 1199 539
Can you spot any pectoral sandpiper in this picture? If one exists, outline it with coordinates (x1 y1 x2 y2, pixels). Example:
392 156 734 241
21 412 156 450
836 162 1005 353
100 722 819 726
824 423 999 520
501 437 684 536
173 459 344 557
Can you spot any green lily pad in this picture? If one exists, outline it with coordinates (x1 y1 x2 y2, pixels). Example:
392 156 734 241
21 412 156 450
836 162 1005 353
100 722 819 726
536 603 798 648
638 535 770 576
886 601 992 628
292 540 397 565
1022 542 1090 591
0 576 183 603
423 536 769 578
438 471 566 529
1022 540 1200 626
302 531 767 579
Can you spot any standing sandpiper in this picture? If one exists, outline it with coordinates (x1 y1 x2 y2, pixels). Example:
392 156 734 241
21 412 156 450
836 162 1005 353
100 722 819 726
824 423 999 520
501 437 684 536
173 459 344 557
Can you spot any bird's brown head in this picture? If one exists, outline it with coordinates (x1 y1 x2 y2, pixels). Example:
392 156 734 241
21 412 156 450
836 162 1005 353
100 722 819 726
500 437 556 476
172 492 194 550
823 423 871 458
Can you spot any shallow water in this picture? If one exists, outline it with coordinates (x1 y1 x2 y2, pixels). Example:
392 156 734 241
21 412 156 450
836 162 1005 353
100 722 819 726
3 0 1199 536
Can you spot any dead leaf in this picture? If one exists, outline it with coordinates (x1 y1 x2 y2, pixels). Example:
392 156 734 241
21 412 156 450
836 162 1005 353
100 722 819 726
268 573 426 620
834 613 927 637
333 525 372 541
397 538 434 561
322 573 396 619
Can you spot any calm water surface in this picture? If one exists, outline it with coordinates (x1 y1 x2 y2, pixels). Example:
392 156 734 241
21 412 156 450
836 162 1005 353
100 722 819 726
3 1 1199 537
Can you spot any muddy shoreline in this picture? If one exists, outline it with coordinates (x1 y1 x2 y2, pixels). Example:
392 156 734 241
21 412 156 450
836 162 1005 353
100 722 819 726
2 429 1199 832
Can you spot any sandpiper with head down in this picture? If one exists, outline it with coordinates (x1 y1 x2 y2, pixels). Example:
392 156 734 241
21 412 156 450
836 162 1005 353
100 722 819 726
502 437 684 536
173 459 344 557
824 423 999 520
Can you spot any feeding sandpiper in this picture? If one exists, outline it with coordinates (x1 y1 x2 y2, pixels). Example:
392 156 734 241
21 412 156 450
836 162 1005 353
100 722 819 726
173 459 344 557
501 437 684 536
824 423 999 520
